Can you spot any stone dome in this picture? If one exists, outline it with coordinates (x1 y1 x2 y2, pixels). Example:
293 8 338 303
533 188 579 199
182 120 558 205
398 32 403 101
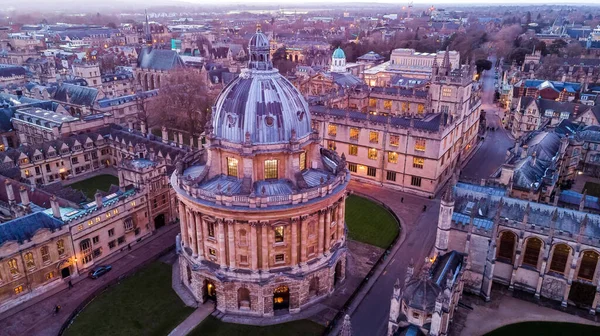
332 47 346 59
211 27 312 145
402 278 440 312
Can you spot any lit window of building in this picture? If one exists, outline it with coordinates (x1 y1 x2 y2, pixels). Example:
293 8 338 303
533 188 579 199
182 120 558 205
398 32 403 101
369 98 376 107
417 104 425 115
227 157 238 177
264 159 278 179
368 148 378 160
57 240 65 256
402 102 409 113
327 124 337 136
8 258 18 275
299 151 306 171
328 141 336 150
349 145 358 156
274 226 284 243
442 88 452 97
388 152 398 164
414 138 426 152
390 135 400 147
413 157 424 169
369 131 379 143
14 285 23 295
384 100 392 110
349 128 360 141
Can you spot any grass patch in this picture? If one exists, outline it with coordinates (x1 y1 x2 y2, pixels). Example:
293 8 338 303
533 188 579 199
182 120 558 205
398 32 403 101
68 174 119 200
583 181 600 198
345 194 399 249
188 316 324 336
64 262 194 336
485 321 600 336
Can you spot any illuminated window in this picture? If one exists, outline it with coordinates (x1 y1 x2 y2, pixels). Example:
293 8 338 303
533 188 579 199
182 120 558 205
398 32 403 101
368 148 378 160
41 246 50 263
45 272 55 281
81 239 93 264
442 88 452 97
578 251 599 281
369 98 376 107
209 248 217 256
113 209 119 215
275 254 285 263
95 217 101 223
88 220 93 226
349 127 360 140
57 239 65 256
550 244 570 274
14 285 23 295
410 176 422 187
389 135 400 147
8 258 18 275
417 104 425 115
349 145 358 156
264 159 278 179
24 169 30 177
388 152 398 164
106 212 111 218
299 151 306 171
414 138 426 152
401 102 409 112
383 100 392 110
328 124 337 136
369 131 379 143
130 201 136 207
413 157 424 169
24 252 35 269
274 226 284 243
227 157 238 177
328 141 336 150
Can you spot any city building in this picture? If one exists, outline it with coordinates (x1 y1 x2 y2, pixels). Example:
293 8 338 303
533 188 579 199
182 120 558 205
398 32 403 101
173 27 349 317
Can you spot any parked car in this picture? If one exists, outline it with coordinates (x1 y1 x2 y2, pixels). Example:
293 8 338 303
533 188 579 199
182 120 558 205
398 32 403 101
89 265 112 279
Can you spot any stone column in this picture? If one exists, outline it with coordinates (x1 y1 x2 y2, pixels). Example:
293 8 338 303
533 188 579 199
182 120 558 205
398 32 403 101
188 210 198 257
300 215 308 263
250 222 258 271
195 212 205 259
324 207 332 254
562 252 578 307
535 243 551 299
337 201 344 243
590 286 600 315
217 219 227 268
291 217 299 265
227 220 236 269
509 236 525 290
178 202 188 248
261 222 270 271
318 209 325 256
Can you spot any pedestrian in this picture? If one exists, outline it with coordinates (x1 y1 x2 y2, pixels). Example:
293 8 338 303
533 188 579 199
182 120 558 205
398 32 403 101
401 197 404 203
423 205 427 212
128 243 131 251
68 280 73 289
54 304 61 315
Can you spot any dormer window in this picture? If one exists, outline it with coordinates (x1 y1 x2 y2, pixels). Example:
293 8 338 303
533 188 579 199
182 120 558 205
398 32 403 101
21 158 29 164
73 145 81 151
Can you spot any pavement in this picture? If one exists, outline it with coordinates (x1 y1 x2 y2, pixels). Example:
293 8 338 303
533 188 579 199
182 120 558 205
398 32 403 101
168 302 215 336
0 224 179 336
340 180 439 336
461 56 515 182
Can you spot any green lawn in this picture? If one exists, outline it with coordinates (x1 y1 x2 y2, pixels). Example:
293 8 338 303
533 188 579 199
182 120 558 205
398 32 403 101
188 316 324 336
64 262 194 336
583 181 600 198
68 174 119 200
486 321 600 336
345 194 399 249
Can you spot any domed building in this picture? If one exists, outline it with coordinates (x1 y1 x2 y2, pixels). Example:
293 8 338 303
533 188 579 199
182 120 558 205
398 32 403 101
331 47 347 73
172 26 350 317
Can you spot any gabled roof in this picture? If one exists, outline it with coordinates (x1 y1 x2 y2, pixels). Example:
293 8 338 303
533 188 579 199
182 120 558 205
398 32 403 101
0 212 65 245
53 83 98 107
137 47 185 71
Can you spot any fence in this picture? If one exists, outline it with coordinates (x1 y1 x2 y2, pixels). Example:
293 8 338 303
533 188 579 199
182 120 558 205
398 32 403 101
321 191 402 336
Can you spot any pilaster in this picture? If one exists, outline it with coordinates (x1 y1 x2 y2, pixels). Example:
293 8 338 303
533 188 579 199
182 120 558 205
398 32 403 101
217 219 227 268
250 221 258 271
227 219 236 269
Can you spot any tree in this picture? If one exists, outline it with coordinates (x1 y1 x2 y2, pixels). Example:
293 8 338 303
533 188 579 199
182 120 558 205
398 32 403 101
272 47 295 75
147 69 212 139
548 39 568 55
565 41 584 57
475 59 493 74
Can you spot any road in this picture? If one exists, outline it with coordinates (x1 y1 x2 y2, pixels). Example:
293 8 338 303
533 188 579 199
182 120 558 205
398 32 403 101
348 182 439 336
461 56 515 181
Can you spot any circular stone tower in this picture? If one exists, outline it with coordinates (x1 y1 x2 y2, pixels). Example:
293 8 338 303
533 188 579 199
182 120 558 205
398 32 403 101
172 26 349 317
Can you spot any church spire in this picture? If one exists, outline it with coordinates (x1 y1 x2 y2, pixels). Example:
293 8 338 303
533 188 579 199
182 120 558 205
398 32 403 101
144 9 152 46
441 46 451 75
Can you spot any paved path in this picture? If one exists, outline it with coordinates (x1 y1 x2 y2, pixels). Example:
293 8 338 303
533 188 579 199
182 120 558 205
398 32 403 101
346 181 439 336
461 57 515 181
459 292 600 336
168 302 215 336
0 224 179 336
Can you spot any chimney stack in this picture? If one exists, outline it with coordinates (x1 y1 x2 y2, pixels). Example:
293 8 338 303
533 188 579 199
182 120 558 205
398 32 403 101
141 121 147 136
50 195 61 219
5 180 15 205
161 126 168 144
95 191 103 209
19 185 29 207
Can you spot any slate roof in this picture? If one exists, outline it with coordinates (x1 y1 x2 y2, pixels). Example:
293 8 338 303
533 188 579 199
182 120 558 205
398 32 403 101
53 83 99 107
137 47 185 71
0 65 27 78
357 51 384 62
0 212 65 245
511 131 563 190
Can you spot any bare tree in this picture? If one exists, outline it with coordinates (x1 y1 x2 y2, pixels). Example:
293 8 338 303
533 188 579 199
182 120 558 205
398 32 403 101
147 68 212 139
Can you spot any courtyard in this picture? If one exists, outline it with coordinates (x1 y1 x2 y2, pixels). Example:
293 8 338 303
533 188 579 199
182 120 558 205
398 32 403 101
67 174 120 200
189 316 324 336
345 194 399 249
485 321 600 336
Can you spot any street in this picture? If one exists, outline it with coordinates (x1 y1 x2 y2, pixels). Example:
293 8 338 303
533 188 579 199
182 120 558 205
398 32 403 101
348 182 438 336
461 57 515 181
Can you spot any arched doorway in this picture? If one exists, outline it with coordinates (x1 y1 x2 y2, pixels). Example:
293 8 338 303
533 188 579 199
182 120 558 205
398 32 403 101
61 266 70 278
238 287 251 310
154 214 166 230
334 261 343 286
273 285 290 311
309 277 319 298
203 279 216 302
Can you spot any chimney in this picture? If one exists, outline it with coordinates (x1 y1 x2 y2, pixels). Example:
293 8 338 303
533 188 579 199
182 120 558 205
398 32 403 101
19 185 29 207
50 195 61 219
178 132 184 148
161 126 168 144
95 191 103 209
5 180 15 204
128 120 134 130
141 121 147 136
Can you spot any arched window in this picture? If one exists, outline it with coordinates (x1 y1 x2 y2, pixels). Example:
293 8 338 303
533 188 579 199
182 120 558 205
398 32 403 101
522 238 542 267
80 239 93 264
57 239 65 256
274 226 284 243
238 287 251 309
578 251 599 281
550 244 571 274
24 252 35 269
238 229 248 246
8 258 18 275
497 231 516 263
